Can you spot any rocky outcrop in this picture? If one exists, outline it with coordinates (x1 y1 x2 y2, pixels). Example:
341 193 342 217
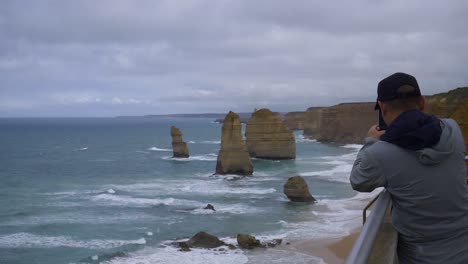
179 232 226 249
215 111 253 175
303 103 375 144
245 108 296 160
236 234 282 249
171 126 189 158
284 111 306 130
283 176 316 202
203 204 216 211
237 234 262 249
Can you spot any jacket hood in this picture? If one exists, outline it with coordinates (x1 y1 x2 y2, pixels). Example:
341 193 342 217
380 109 442 151
417 120 456 165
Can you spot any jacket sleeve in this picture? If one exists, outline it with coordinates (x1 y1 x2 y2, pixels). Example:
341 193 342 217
350 138 386 192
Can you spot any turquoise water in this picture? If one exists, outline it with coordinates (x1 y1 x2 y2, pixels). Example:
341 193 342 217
0 117 370 264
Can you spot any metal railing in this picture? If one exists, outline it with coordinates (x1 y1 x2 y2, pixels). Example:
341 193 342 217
344 189 392 264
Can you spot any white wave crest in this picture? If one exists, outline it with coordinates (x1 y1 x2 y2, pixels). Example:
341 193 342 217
92 194 203 208
148 147 172 152
102 246 248 264
301 163 353 183
295 135 318 143
341 144 363 150
200 140 221 144
0 233 146 249
162 153 217 162
186 203 263 215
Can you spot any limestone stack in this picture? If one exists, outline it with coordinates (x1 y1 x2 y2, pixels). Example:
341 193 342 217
245 108 296 160
171 126 189 158
215 111 253 175
283 176 316 202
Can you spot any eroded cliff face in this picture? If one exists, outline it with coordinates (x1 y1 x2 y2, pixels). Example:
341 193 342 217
171 126 189 158
303 103 375 144
245 108 296 160
215 111 253 175
303 107 324 137
425 87 468 173
300 87 468 159
283 112 306 130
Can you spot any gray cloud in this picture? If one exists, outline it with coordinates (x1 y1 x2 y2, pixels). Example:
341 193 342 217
1 0 468 117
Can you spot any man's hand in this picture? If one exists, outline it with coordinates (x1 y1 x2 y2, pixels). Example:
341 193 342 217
367 125 385 140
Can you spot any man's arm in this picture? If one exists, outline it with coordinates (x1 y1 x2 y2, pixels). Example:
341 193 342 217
350 126 387 192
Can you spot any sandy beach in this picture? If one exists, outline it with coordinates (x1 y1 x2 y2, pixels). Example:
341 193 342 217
277 230 360 264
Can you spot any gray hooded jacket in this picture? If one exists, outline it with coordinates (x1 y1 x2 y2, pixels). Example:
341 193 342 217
350 119 468 264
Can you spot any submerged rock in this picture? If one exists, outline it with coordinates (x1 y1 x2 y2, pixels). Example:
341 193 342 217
283 176 316 202
245 108 296 160
215 111 253 175
203 204 216 211
171 126 189 158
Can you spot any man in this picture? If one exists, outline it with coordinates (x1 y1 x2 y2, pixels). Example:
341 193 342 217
350 72 468 264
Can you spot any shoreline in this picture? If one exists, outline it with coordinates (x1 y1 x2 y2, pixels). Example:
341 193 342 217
275 230 360 264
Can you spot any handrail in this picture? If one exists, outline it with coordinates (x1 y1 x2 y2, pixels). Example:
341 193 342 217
345 189 392 264
362 193 380 224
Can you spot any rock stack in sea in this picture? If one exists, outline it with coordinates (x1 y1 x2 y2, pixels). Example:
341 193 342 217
283 176 316 202
171 126 189 158
245 108 296 160
215 111 253 175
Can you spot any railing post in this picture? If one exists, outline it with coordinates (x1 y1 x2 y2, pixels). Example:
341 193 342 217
345 190 392 264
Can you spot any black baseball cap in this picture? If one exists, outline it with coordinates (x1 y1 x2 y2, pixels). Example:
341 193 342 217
375 72 421 110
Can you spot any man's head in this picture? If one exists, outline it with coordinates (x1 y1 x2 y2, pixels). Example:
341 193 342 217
376 72 425 125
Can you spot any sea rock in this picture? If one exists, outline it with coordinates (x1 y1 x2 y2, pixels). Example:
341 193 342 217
283 111 306 130
236 234 262 249
266 239 283 248
182 231 226 249
303 103 375 144
215 111 253 175
245 108 296 160
204 204 216 211
171 126 189 158
283 176 316 202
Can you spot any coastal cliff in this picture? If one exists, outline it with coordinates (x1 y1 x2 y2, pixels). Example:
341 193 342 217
303 107 324 137
283 112 306 130
245 108 296 160
303 103 375 144
215 111 253 175
425 87 468 173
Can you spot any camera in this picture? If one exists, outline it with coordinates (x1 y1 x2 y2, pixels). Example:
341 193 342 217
378 109 387 130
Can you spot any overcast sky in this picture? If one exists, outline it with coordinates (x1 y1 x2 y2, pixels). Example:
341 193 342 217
1 0 467 117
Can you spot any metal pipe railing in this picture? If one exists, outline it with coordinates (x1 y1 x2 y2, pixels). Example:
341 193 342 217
345 189 392 264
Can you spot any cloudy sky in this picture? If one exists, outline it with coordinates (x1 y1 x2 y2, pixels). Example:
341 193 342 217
1 0 467 117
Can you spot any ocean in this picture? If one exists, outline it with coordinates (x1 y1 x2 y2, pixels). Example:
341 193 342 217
0 117 378 264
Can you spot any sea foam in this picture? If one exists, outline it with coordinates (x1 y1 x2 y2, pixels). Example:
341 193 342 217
148 147 172 152
101 245 248 264
0 232 146 249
